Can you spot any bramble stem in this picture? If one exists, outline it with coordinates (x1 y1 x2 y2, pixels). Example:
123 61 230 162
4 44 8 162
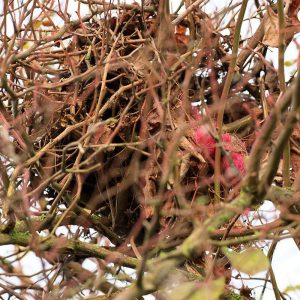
277 0 291 187
214 0 248 201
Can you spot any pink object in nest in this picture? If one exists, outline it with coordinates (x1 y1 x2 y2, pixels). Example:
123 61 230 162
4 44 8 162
194 128 216 157
221 133 232 143
222 152 246 176
194 125 246 185
194 130 234 158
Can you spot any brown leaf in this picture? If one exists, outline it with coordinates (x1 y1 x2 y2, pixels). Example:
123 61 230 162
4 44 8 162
179 153 191 181
287 0 300 19
0 127 21 163
175 25 189 51
263 6 298 47
263 7 281 47
146 108 162 133
291 152 300 177
42 18 54 27
92 124 113 144
140 159 159 219
179 136 206 163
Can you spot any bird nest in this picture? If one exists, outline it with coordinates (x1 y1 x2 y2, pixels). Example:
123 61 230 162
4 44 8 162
5 3 262 243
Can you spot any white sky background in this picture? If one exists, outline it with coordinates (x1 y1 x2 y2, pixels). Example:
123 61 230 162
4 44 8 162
1 0 300 299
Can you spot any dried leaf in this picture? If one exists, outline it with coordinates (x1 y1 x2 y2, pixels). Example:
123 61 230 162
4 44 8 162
287 0 300 19
263 6 298 47
146 109 162 133
175 25 189 50
32 20 42 29
291 152 300 176
180 136 206 163
0 127 20 163
92 124 113 144
179 153 191 180
140 159 159 219
42 18 53 27
263 7 281 47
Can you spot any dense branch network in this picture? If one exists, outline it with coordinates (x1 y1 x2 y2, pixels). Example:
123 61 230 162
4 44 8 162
0 0 300 299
